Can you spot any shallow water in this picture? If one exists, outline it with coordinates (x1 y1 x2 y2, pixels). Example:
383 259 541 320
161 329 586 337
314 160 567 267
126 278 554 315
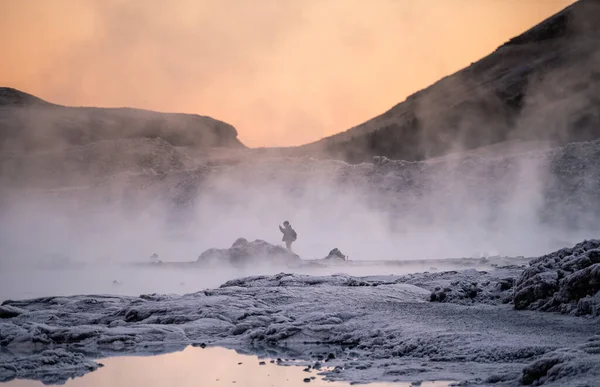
0 257 508 302
5 347 455 387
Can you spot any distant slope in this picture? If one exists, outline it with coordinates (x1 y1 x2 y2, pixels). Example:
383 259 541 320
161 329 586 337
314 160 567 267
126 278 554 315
291 0 600 163
0 87 245 152
0 138 190 188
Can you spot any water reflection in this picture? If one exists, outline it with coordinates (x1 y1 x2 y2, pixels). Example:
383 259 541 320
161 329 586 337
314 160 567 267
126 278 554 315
6 346 454 387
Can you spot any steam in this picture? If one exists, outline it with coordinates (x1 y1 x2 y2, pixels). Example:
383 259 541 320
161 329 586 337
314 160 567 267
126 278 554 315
1 138 596 267
0 131 598 302
1 0 598 302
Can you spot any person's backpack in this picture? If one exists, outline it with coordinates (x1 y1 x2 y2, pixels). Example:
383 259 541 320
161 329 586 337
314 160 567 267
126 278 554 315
291 229 297 241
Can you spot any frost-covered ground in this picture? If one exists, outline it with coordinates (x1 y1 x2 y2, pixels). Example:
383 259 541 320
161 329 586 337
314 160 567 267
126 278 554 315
1 241 599 386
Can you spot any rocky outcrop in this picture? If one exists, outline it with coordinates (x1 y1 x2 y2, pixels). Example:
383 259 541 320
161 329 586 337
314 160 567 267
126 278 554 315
514 239 600 315
0 349 100 385
321 248 347 261
519 336 600 385
414 240 600 316
196 238 300 267
406 268 521 306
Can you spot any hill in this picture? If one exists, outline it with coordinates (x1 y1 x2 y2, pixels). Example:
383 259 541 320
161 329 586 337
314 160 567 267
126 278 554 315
0 138 192 188
288 0 600 163
0 87 244 152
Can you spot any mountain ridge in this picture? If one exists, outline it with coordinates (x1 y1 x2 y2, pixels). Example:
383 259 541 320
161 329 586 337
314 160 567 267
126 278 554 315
0 87 245 152
285 0 600 163
3 1 600 163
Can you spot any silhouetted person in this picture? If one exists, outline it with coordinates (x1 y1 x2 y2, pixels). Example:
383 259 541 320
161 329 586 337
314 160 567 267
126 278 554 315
279 221 297 250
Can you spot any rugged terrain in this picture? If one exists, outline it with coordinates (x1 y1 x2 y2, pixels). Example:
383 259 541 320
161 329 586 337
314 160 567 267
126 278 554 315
1 2 599 386
1 241 599 386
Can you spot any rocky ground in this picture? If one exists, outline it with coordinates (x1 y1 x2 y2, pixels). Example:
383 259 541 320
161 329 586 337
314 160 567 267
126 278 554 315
514 239 600 316
1 240 599 386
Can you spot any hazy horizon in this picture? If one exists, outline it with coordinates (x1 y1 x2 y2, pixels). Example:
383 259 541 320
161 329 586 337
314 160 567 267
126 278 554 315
0 0 576 148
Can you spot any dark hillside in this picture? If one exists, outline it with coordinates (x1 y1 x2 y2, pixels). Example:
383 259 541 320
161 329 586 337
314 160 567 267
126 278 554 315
0 87 244 152
290 0 600 163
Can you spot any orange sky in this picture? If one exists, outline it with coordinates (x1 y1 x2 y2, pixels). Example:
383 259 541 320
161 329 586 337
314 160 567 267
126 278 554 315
0 0 576 147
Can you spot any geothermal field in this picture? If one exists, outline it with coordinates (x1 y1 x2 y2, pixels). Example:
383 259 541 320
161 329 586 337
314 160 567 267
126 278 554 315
1 1 600 386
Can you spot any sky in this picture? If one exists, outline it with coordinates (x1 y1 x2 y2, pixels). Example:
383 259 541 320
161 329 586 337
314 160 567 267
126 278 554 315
0 0 576 148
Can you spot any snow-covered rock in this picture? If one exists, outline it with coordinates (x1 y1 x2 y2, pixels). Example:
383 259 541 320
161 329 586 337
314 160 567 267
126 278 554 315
1 269 598 386
0 349 100 385
395 266 522 306
519 335 600 386
514 239 600 315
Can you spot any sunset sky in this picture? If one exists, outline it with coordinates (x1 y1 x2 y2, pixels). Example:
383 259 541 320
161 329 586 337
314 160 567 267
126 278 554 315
1 0 576 147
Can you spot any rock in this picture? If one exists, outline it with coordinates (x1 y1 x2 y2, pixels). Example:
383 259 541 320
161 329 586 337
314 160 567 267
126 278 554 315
196 238 300 267
521 357 564 385
232 238 248 248
424 271 514 306
0 305 24 319
513 240 600 315
576 291 600 316
496 278 515 291
322 248 346 261
0 349 99 384
517 343 600 387
372 155 390 165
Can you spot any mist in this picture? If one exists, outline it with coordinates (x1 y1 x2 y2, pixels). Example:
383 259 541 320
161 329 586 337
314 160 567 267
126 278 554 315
1 127 598 302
